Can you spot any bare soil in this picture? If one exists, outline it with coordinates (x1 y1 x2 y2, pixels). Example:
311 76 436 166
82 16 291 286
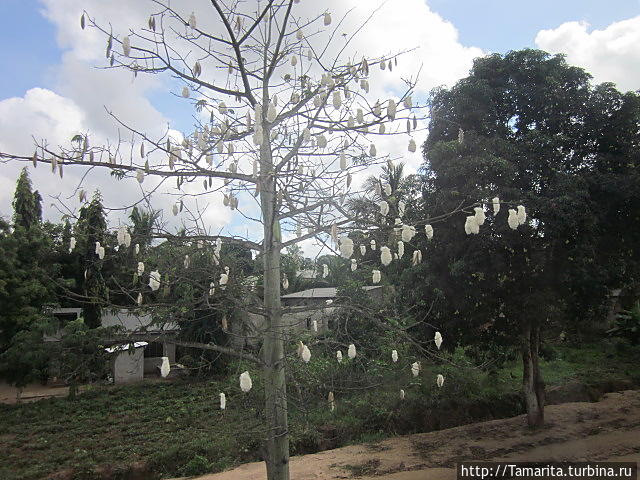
178 390 640 480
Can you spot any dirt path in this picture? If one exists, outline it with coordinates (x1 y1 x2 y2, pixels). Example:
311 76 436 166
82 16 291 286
179 390 640 480
0 382 72 404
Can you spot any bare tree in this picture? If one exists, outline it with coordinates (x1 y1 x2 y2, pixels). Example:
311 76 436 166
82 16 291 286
0 2 502 478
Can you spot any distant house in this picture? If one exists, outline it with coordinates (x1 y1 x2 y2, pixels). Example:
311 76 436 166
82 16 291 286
48 308 179 384
236 286 390 340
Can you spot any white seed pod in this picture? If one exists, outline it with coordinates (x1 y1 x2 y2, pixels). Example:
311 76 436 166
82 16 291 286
307 49 313 61
372 269 381 283
95 241 101 254
134 243 139 254
411 361 420 377
160 357 170 378
465 215 479 235
312 320 318 332
408 139 417 153
391 350 398 363
492 197 500 215
347 116 355 128
239 371 252 392
379 200 389 216
330 223 339 243
370 239 376 251
351 259 357 271
382 183 391 196
219 273 229 288
397 241 405 258
328 391 335 412
347 344 356 359
336 350 343 363
266 103 277 123
296 29 303 40
434 331 443 349
188 12 197 30
339 153 347 170
135 168 145 184
149 270 161 291
474 206 486 226
219 392 226 410
339 236 354 259
209 282 215 296
356 108 364 124
360 245 366 256
117 226 126 246
373 101 381 116
369 144 377 157
193 61 201 78
437 374 445 388
172 204 179 216
387 99 397 120
403 95 413 108
301 344 311 363
218 101 227 114
137 262 145 276
122 36 131 56
412 249 422 266
290 55 298 67
401 225 416 242
184 254 190 269
323 264 329 278
425 224 434 240
182 86 190 98
360 79 369 93
69 236 76 253
398 201 406 217
400 389 405 400
517 205 527 225
136 292 143 306
282 275 289 290
380 246 393 266
379 123 386 134
332 91 342 109
302 128 311 143
97 246 105 260
324 12 332 26
316 134 327 148
458 128 464 144
507 209 519 230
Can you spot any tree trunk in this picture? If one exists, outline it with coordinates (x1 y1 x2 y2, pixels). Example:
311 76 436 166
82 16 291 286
260 123 290 480
522 322 545 427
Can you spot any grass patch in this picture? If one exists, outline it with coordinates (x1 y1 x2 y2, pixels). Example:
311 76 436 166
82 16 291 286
1 341 638 480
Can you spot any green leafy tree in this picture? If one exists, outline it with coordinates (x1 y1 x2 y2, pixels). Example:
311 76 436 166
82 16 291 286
412 49 640 426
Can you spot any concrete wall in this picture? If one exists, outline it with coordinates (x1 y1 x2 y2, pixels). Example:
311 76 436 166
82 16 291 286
112 347 145 384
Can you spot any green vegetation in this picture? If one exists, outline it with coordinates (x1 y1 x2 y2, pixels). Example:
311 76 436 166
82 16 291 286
2 341 638 480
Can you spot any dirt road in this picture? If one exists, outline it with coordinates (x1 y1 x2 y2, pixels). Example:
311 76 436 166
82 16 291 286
180 390 640 480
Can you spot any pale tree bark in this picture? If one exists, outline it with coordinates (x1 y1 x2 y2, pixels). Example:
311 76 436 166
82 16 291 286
259 121 289 479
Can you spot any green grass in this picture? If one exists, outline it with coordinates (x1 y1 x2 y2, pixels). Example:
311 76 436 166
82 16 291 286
1 341 639 480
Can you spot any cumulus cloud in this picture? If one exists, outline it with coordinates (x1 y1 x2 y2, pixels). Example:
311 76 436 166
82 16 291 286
535 16 640 92
0 0 482 246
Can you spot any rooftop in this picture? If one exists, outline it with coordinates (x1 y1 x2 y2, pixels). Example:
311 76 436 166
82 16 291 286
281 286 382 299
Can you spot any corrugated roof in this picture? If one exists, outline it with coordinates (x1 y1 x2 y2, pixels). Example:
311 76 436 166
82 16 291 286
281 286 382 299
105 341 148 353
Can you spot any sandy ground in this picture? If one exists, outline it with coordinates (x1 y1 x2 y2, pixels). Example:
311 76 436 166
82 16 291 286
177 390 640 480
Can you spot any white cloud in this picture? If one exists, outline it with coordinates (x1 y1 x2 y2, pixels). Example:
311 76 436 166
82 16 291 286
0 0 482 248
535 16 640 92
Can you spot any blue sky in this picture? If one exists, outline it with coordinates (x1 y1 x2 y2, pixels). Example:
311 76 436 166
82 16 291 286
0 0 638 243
1 0 637 101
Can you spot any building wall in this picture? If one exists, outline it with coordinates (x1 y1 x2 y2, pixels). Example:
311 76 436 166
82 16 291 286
112 347 145 384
